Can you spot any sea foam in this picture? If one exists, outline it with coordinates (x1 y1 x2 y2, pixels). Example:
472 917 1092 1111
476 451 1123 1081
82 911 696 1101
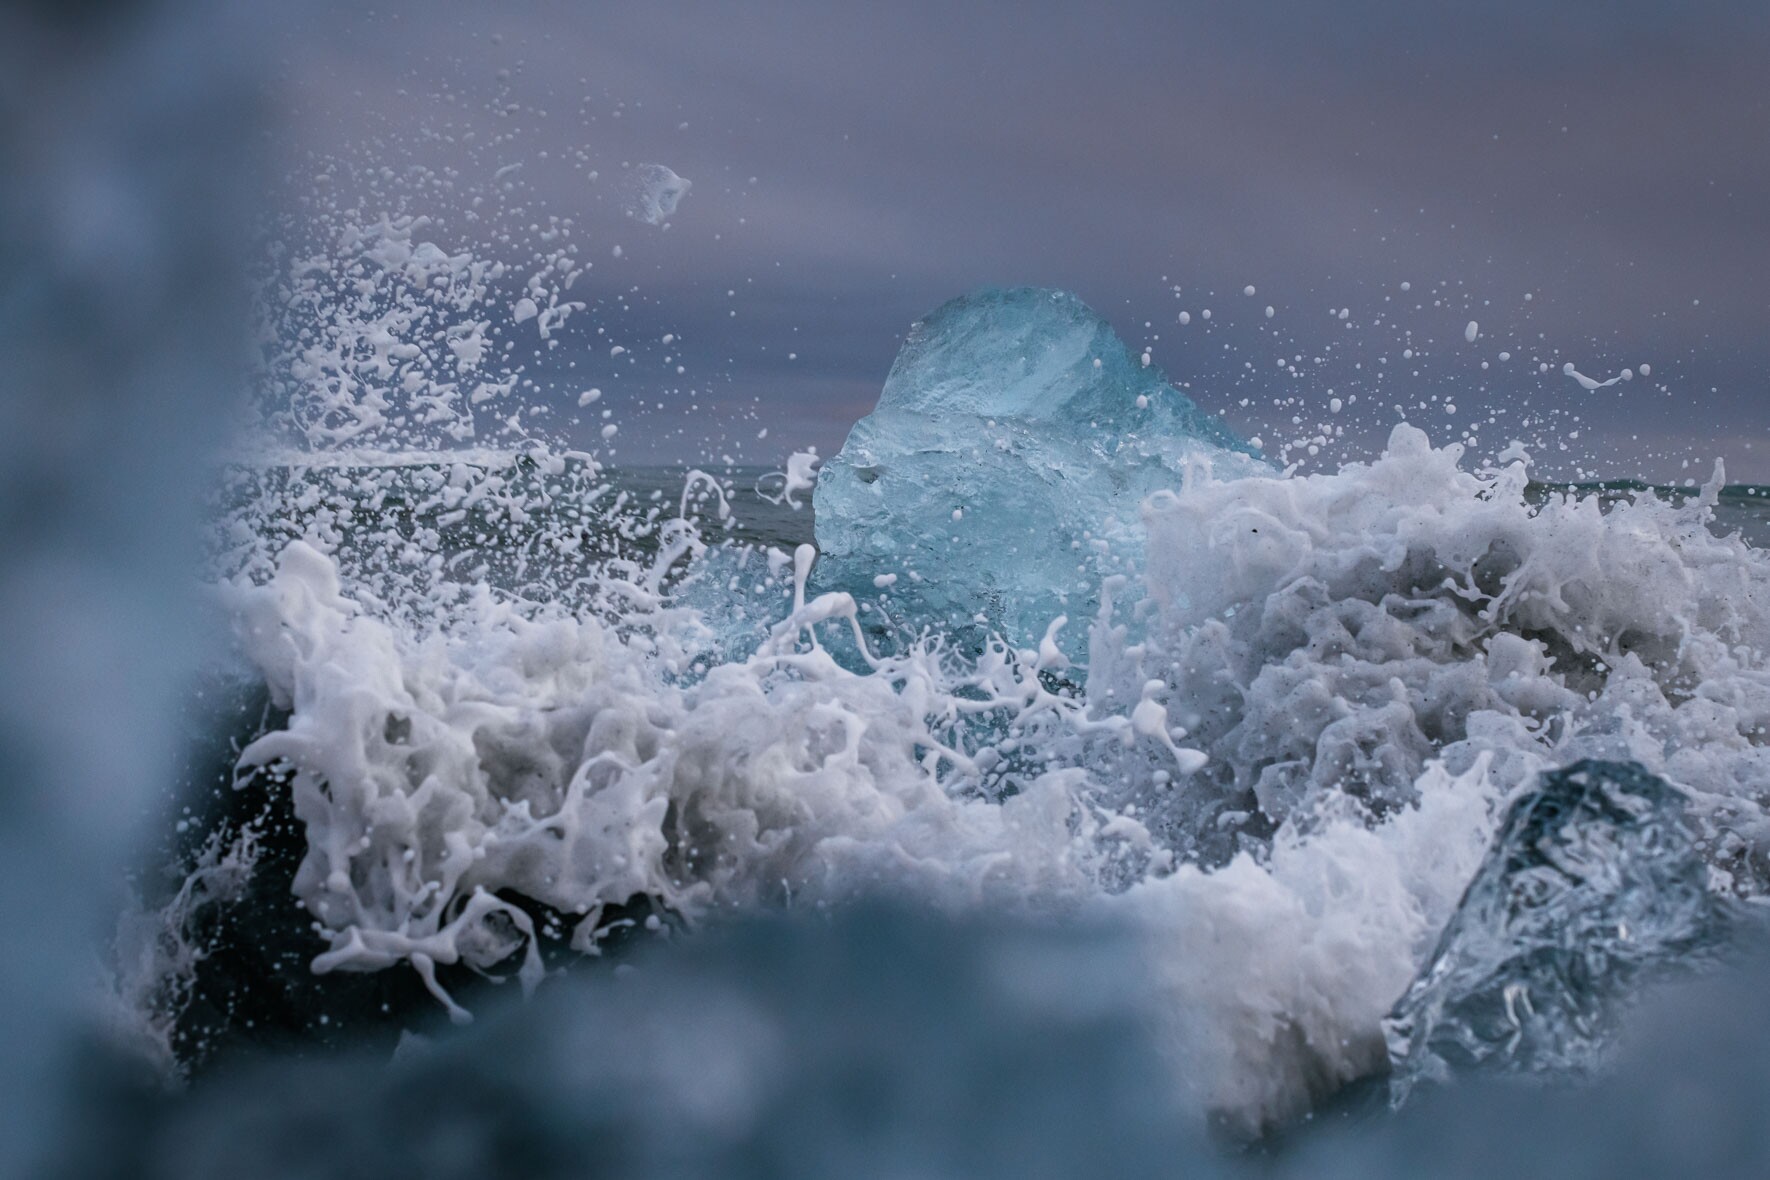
163 405 1770 1133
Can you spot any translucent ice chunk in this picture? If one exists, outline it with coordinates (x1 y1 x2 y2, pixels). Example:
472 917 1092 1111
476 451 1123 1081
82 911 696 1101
628 163 691 225
1384 759 1735 1102
813 287 1259 650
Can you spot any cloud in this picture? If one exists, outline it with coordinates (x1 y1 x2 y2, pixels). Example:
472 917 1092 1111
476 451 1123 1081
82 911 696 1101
282 0 1770 477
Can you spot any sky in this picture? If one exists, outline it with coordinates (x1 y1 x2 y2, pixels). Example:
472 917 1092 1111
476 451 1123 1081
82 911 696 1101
278 0 1770 481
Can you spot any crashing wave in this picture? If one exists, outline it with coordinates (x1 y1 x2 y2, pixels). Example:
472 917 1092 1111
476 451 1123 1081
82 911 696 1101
125 397 1768 1135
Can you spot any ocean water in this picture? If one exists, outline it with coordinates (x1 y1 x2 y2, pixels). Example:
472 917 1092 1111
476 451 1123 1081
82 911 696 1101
78 205 1770 1171
85 427 1770 1172
13 11 1767 1169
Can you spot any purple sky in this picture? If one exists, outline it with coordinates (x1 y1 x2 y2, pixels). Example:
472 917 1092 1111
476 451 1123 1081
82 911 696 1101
281 1 1770 481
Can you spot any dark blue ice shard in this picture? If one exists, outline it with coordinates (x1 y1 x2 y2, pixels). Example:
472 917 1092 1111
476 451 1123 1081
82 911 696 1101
1384 759 1734 1101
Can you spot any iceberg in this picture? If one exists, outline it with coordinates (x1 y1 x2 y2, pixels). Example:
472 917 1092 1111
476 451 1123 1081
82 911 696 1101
1383 759 1735 1101
813 287 1259 651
